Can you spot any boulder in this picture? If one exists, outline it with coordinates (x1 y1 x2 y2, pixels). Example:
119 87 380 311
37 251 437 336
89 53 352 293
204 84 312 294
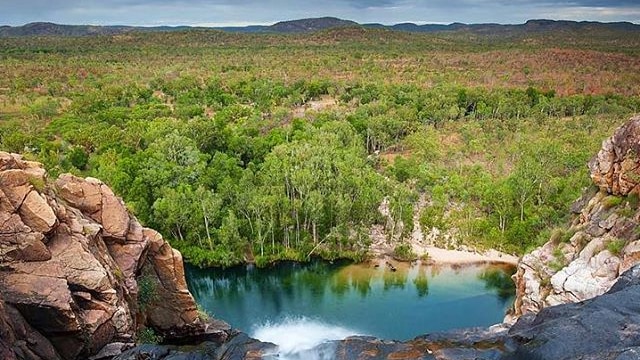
99 184 129 239
0 273 80 333
18 191 57 233
114 332 276 360
55 174 102 220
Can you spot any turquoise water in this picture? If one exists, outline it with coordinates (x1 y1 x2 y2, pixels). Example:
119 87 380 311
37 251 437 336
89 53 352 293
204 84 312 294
185 260 515 342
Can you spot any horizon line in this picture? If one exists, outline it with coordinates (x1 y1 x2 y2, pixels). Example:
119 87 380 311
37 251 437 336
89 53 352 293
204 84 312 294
2 17 639 28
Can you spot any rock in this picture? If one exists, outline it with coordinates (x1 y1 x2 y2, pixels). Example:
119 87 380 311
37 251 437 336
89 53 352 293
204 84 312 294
0 169 34 210
99 184 129 239
18 191 57 233
2 300 61 360
506 265 640 360
89 342 132 360
114 333 276 360
0 153 226 360
55 174 102 219
0 273 80 333
589 115 640 196
621 240 640 273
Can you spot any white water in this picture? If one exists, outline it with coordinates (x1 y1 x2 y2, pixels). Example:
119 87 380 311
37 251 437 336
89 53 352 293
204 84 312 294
252 316 364 360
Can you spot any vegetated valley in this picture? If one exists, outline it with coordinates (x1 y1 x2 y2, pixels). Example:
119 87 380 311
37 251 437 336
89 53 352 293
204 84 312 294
1 24 639 269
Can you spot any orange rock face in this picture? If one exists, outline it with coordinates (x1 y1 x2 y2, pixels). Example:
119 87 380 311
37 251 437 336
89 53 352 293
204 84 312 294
0 152 223 360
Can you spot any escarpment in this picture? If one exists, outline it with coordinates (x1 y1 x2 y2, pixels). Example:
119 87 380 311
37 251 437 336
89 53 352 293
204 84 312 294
0 152 230 359
512 115 640 318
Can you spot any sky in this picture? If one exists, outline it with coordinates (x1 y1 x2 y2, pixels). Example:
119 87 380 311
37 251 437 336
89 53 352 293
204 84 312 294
1 0 639 27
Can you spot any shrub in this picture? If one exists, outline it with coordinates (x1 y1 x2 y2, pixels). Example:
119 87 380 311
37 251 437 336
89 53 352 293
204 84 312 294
254 255 272 268
393 243 417 261
602 195 623 209
561 228 577 244
549 228 565 244
137 274 158 311
137 327 163 344
67 147 89 170
28 176 46 193
607 238 626 256
617 193 640 218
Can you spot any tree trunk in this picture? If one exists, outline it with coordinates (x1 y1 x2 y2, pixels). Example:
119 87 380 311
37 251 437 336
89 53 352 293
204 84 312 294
202 202 213 250
313 221 318 244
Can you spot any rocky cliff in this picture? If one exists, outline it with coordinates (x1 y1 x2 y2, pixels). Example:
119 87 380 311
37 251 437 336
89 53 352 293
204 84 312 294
0 152 231 359
511 115 640 318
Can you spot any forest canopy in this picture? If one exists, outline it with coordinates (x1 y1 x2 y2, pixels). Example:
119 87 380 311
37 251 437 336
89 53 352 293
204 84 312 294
1 28 639 267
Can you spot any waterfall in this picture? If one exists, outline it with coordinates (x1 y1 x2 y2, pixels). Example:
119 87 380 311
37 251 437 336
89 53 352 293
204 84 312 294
252 316 363 360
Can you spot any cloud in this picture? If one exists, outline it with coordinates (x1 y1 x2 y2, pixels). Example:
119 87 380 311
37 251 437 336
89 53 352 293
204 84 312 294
0 0 638 26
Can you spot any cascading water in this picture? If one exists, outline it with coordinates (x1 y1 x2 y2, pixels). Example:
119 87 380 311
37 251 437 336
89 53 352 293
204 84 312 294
252 316 364 360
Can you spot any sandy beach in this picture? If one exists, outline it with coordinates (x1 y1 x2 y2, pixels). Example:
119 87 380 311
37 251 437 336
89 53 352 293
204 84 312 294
416 246 519 265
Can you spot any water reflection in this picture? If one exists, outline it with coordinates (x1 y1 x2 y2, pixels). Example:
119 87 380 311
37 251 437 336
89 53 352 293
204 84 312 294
413 267 429 297
186 260 516 340
478 266 516 302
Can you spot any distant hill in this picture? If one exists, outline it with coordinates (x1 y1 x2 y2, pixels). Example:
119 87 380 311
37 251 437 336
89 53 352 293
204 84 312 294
1 18 638 37
0 22 128 36
0 22 199 37
363 19 640 34
270 17 358 33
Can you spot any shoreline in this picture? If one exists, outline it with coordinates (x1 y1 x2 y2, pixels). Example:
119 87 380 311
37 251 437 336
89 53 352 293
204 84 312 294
181 242 520 269
415 246 520 266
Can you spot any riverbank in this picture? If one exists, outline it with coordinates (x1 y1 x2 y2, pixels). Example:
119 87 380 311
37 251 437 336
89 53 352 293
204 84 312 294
368 228 519 266
417 246 519 266
176 239 520 269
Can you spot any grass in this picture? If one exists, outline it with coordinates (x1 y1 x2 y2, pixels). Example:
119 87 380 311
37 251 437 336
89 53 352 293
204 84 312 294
550 227 577 244
549 247 567 272
607 238 626 256
196 304 211 322
602 195 623 209
28 176 46 193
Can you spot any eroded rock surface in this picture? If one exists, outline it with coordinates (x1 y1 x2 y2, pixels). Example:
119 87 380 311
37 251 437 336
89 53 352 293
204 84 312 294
0 152 229 360
590 115 640 196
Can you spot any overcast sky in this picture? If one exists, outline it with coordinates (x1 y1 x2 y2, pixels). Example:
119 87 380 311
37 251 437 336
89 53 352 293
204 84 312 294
1 0 639 27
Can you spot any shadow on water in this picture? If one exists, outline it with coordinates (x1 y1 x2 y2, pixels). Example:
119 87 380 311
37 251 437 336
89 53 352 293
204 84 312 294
186 260 516 340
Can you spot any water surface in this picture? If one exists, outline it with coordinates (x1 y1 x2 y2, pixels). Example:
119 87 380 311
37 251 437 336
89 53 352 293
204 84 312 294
186 260 515 342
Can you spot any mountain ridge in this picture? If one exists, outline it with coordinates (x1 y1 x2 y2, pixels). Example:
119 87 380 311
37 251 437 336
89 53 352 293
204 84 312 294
1 17 639 37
